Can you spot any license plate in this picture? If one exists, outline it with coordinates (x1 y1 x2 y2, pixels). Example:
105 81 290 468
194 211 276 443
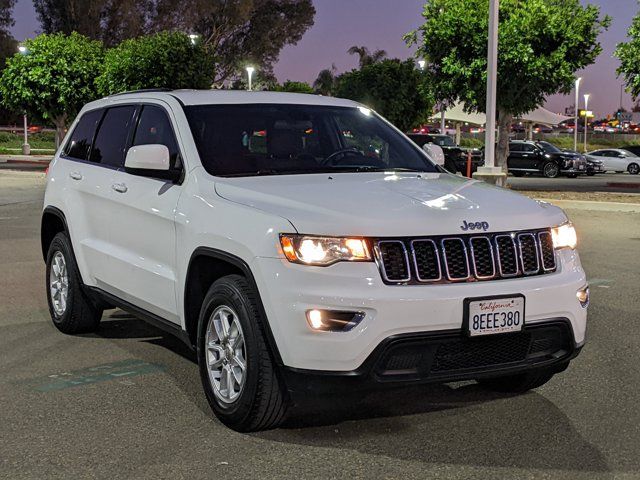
464 295 525 337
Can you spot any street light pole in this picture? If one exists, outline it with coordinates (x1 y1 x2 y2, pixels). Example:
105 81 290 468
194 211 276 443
22 114 30 155
473 0 505 185
246 66 255 91
574 77 581 152
583 94 590 153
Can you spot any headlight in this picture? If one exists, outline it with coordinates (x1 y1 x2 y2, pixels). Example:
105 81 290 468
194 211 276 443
280 234 371 266
551 223 577 249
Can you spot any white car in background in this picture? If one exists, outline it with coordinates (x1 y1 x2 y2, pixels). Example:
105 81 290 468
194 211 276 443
585 149 640 174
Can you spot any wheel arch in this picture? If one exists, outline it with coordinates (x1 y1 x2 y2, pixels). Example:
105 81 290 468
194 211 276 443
184 247 283 365
41 206 69 262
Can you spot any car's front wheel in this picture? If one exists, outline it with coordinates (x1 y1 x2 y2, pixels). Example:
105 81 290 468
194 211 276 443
197 275 288 431
628 163 640 175
542 161 560 178
46 232 102 334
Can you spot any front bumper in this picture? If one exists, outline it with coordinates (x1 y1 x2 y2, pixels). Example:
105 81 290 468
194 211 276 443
282 319 580 395
251 249 587 372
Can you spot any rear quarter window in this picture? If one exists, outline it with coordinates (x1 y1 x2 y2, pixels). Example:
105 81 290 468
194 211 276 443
63 109 104 161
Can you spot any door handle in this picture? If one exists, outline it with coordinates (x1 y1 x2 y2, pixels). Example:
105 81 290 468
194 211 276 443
112 183 128 193
69 171 83 180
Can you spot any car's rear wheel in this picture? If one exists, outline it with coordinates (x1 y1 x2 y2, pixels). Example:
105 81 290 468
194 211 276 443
628 163 640 175
478 368 556 393
542 161 560 178
46 232 102 334
197 275 288 431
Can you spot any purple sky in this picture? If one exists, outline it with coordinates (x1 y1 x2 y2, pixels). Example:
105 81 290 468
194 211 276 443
10 0 637 117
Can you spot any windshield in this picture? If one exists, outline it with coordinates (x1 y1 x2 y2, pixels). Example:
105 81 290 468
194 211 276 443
537 141 562 154
184 104 438 177
431 135 455 147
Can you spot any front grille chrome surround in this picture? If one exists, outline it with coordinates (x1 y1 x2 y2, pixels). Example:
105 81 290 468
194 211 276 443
373 228 556 285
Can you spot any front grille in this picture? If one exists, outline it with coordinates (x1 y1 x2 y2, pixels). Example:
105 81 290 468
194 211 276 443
431 332 532 372
374 228 556 284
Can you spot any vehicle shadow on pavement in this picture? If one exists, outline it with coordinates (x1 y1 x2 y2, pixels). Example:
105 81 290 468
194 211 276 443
93 313 610 475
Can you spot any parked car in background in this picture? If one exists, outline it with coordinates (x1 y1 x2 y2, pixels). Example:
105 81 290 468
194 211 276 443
407 133 483 174
585 149 640 175
507 140 587 178
621 145 640 157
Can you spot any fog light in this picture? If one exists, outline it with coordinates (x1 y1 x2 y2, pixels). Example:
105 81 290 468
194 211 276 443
577 285 589 308
305 309 365 332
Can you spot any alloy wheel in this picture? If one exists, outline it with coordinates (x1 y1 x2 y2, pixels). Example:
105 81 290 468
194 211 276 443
205 305 247 404
49 251 69 316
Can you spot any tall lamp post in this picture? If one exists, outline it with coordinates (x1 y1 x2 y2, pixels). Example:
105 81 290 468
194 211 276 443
246 66 255 91
473 0 505 185
583 94 590 152
18 45 30 155
574 77 581 152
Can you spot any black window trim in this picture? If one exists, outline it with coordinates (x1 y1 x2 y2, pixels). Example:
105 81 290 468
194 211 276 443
60 102 185 183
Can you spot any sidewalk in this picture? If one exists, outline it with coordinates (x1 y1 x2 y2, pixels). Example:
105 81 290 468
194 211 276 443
0 154 52 171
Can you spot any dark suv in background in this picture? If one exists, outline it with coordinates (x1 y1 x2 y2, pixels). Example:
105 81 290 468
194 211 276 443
508 140 587 178
408 133 484 174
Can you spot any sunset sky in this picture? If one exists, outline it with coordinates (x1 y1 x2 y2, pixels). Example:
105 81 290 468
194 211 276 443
10 0 636 117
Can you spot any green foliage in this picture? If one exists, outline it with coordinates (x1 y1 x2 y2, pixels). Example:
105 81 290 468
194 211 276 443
96 31 214 95
407 0 609 116
347 46 387 69
615 7 640 99
335 59 433 132
313 66 337 96
273 80 314 94
0 32 104 133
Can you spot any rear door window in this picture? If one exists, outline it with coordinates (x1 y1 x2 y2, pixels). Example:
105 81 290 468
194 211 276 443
63 109 104 161
89 106 136 168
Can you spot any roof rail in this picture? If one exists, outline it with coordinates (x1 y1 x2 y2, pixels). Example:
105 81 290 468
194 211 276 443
110 88 173 97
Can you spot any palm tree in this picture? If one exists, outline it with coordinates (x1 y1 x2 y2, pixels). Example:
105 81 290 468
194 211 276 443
347 45 387 68
313 64 337 96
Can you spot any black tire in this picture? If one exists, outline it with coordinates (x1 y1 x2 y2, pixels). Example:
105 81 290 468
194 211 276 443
542 161 560 178
478 368 555 393
197 274 288 432
45 232 102 334
628 163 640 175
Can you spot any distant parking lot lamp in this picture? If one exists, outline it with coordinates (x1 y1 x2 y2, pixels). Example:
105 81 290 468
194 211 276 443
574 77 581 152
246 66 255 91
418 59 426 70
188 34 199 45
18 45 27 54
583 93 590 153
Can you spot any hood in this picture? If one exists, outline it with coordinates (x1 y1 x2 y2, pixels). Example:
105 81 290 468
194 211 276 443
214 172 567 237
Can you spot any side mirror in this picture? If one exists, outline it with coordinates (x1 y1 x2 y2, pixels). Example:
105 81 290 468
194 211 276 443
125 144 170 171
422 143 445 166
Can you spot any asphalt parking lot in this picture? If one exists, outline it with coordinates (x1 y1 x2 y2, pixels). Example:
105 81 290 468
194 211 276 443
1 170 640 479
508 172 640 193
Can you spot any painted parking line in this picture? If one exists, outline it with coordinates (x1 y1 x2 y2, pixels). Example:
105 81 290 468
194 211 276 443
589 278 613 288
21 359 166 392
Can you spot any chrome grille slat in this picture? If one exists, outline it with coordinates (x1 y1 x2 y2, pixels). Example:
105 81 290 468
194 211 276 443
374 228 556 285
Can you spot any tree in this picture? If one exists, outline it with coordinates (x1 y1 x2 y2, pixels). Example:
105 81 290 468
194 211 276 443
407 0 609 171
335 59 433 132
616 8 640 100
347 45 387 69
32 0 152 47
0 0 16 66
96 31 215 95
151 0 315 83
0 32 104 145
273 80 314 94
313 64 337 96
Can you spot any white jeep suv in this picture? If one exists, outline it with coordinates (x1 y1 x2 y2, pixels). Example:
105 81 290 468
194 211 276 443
42 90 588 431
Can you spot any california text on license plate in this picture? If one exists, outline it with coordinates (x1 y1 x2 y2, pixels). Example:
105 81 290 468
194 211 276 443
464 295 525 337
